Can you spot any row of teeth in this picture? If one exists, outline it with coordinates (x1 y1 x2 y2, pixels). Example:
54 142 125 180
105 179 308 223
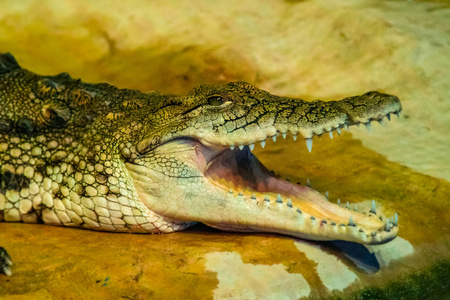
228 111 400 153
229 189 398 233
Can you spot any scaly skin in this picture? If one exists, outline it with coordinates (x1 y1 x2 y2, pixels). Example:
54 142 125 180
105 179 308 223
0 53 401 275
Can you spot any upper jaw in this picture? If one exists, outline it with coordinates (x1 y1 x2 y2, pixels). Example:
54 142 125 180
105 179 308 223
183 92 402 154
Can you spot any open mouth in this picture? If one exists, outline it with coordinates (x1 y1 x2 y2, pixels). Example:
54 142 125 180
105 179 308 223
129 90 401 244
190 121 399 244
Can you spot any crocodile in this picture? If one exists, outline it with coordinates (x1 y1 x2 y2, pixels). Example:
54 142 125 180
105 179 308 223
0 53 401 276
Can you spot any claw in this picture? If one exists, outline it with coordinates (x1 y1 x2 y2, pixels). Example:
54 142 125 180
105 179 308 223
0 247 12 276
2 266 12 276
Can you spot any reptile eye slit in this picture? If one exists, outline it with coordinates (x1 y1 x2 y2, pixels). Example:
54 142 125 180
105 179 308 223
207 95 224 106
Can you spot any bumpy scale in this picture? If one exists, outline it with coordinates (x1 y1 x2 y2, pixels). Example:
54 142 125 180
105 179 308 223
0 53 401 275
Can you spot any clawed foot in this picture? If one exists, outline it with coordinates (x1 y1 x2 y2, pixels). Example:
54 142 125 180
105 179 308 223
0 247 12 276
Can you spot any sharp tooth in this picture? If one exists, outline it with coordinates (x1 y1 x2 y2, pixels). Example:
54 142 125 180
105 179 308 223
287 198 292 207
386 219 391 232
306 178 311 187
344 123 349 131
238 145 244 150
370 200 376 214
337 198 341 205
229 190 233 194
282 132 287 139
260 140 266 148
238 192 243 196
393 213 398 226
348 216 356 226
272 135 277 142
337 127 341 135
395 111 400 118
249 143 255 151
378 119 384 126
386 113 391 121
296 208 302 214
306 138 313 153
346 201 350 209
354 204 358 211
230 145 235 150
276 194 282 203
293 134 297 141
364 122 372 133
325 191 329 199
264 195 270 202
329 131 333 139
310 216 316 221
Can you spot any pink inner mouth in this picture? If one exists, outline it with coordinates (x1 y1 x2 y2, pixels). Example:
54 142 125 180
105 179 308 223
203 144 384 229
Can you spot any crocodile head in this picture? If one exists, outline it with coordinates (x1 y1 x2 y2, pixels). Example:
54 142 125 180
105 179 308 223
0 53 401 245
128 82 401 245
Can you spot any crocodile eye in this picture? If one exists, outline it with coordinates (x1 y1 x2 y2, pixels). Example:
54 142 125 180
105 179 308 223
207 96 224 106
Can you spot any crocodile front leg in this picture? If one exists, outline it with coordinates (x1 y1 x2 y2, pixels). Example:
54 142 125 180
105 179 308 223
0 247 12 276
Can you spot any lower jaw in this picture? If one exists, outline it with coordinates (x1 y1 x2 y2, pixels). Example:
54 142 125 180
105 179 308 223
205 147 381 224
203 147 397 244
